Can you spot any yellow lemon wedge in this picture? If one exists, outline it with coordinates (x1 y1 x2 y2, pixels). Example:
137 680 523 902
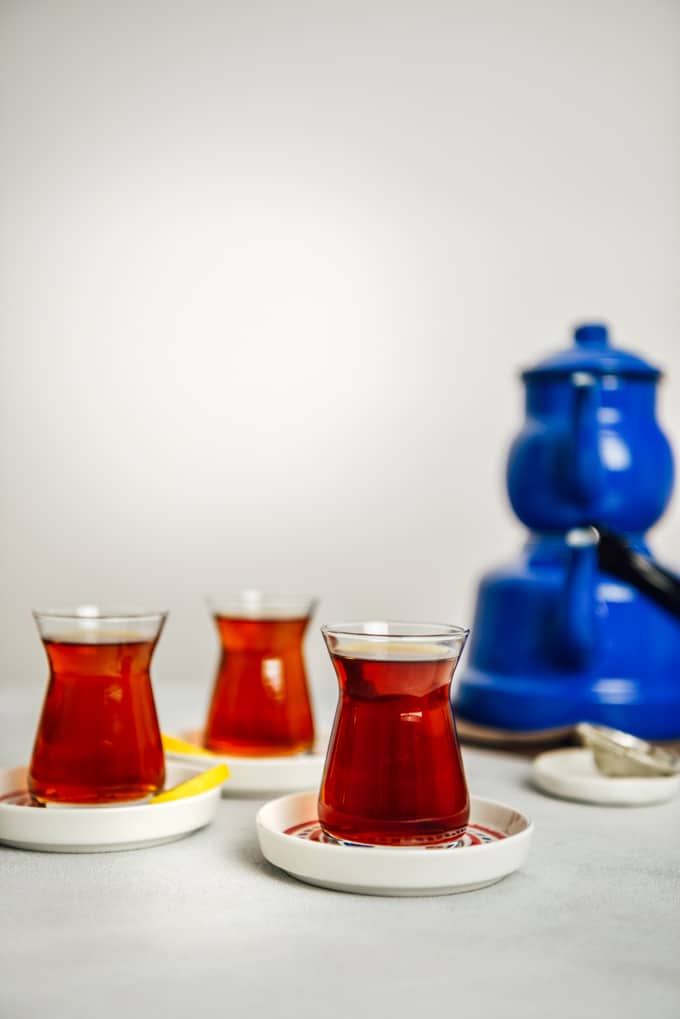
162 733 217 758
151 764 230 804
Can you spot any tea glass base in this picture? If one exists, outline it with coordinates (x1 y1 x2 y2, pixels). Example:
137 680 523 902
202 736 315 758
28 783 163 807
319 823 469 848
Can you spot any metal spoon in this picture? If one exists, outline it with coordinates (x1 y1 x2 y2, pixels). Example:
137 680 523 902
576 723 680 778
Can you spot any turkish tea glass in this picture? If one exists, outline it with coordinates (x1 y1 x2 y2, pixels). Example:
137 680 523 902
204 592 317 756
319 621 470 846
28 607 166 805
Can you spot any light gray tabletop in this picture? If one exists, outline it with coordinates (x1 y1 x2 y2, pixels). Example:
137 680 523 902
1 683 678 1019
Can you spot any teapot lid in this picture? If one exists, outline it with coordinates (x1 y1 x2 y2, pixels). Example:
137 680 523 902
522 323 661 381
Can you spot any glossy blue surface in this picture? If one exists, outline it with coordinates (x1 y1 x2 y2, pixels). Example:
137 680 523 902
456 325 680 738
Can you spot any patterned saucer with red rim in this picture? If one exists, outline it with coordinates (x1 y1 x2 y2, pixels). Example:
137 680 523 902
256 791 533 896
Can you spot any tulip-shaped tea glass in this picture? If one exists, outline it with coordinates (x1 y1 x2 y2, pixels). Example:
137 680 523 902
319 621 470 846
28 607 166 805
204 592 317 756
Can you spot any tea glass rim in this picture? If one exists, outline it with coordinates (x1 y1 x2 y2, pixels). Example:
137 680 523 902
321 620 470 640
208 591 318 620
33 607 168 624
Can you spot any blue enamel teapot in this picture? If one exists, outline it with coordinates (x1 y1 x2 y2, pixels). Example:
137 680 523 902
455 323 680 739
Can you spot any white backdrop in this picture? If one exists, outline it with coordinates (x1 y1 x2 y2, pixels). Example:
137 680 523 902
1 0 679 730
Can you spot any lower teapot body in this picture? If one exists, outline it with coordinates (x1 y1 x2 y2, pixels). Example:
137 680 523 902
455 534 680 740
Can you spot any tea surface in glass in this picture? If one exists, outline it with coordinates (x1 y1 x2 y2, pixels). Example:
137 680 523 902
319 622 469 845
28 609 166 805
204 594 316 757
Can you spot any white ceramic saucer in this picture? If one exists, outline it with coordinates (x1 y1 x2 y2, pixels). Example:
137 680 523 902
256 791 533 896
164 730 327 797
0 762 223 853
532 748 680 806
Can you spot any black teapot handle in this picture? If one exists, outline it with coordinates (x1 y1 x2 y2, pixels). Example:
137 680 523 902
596 528 680 621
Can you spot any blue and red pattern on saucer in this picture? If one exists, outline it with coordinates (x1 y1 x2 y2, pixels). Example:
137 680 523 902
284 821 506 849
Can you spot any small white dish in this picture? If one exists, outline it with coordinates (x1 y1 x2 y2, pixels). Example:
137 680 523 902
164 729 327 797
0 762 223 853
256 791 533 897
532 748 680 806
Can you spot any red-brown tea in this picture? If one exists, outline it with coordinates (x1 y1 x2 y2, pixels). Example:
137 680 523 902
318 650 469 845
204 616 315 756
28 638 165 805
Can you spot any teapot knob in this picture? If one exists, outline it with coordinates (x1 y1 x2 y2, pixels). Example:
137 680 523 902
574 322 609 348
